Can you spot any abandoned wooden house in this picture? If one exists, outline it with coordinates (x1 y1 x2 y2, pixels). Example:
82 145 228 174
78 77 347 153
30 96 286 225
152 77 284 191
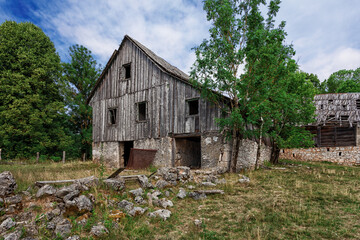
87 35 270 170
280 93 360 165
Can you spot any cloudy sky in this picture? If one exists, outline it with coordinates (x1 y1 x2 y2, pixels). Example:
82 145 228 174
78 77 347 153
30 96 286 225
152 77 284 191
1 0 360 81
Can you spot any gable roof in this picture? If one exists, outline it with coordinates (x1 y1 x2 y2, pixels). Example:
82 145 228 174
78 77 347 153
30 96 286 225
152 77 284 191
86 35 189 104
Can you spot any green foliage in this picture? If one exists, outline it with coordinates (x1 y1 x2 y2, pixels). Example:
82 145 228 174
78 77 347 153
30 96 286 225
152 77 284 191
321 67 360 93
191 0 316 165
61 44 101 159
0 21 72 159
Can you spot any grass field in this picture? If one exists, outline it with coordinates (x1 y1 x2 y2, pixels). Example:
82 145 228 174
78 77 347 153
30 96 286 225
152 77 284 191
1 159 359 239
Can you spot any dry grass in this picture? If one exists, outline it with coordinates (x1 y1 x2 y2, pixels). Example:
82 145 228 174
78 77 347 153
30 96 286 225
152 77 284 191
1 160 359 239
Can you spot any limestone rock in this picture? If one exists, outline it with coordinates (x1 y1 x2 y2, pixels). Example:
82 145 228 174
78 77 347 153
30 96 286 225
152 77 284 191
0 171 17 197
189 192 207 200
177 188 187 199
176 166 191 181
148 209 171 221
66 235 80 240
201 182 216 187
36 185 56 198
215 178 227 184
129 188 143 197
118 200 134 213
90 223 109 237
4 195 22 205
153 198 173 209
3 229 21 240
56 183 87 199
103 178 125 191
194 219 202 227
238 175 250 183
134 196 145 204
155 180 171 189
0 218 16 232
138 175 153 189
54 219 72 238
128 207 148 217
75 176 99 187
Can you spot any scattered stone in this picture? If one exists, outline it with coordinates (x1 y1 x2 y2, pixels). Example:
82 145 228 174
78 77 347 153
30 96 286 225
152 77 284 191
23 224 38 238
157 167 177 182
238 175 250 183
63 190 80 202
108 210 126 221
66 235 80 240
177 188 187 199
118 200 134 213
36 185 56 198
148 209 171 221
215 178 227 184
153 198 173 209
128 207 148 217
146 193 153 207
155 180 171 189
187 185 195 190
103 178 125 191
138 175 154 189
0 217 16 232
194 219 202 227
0 171 17 197
189 192 207 200
90 223 109 237
176 166 191 181
134 196 145 204
3 229 21 240
164 191 170 197
54 219 72 238
204 175 218 183
129 188 143 197
4 195 22 205
150 190 162 199
56 184 87 199
76 176 99 187
74 195 93 212
201 182 216 187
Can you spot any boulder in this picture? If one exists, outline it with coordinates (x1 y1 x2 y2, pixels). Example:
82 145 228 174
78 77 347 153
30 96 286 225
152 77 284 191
134 196 145 204
138 175 153 189
148 209 171 221
3 229 21 240
56 183 87 199
54 219 72 238
0 218 16 233
66 235 80 240
238 175 250 183
118 200 134 213
129 188 143 197
75 176 99 187
36 185 56 198
155 180 171 189
0 171 17 197
128 207 147 217
189 192 207 200
4 195 22 205
153 198 173 209
103 178 125 191
90 223 109 237
74 195 93 212
177 188 187 199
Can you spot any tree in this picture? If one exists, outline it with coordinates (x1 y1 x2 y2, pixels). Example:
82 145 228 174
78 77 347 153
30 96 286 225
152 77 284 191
191 0 315 170
0 21 71 159
321 68 360 93
62 45 101 159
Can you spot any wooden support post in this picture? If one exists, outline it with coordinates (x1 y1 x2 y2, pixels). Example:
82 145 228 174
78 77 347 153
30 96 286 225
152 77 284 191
82 153 86 162
62 151 66 164
36 152 39 163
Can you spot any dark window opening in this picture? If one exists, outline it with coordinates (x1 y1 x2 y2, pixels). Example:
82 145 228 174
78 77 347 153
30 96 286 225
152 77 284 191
137 102 147 121
356 99 360 109
329 100 333 104
320 105 323 110
109 108 117 124
123 141 133 167
188 99 199 115
292 154 295 157
339 152 342 156
124 64 131 79
327 148 330 151
343 105 346 110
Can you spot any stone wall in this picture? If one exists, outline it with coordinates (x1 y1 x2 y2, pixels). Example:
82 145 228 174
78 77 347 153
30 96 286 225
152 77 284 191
92 142 122 169
134 137 173 167
280 146 360 165
201 132 231 169
237 139 272 170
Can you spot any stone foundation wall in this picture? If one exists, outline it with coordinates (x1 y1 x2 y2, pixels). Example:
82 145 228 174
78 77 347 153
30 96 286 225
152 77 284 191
92 142 122 169
280 146 360 165
237 139 272 170
134 137 173 167
201 132 231 169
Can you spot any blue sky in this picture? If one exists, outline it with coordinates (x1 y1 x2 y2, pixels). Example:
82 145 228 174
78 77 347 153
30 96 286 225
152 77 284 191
1 0 360 81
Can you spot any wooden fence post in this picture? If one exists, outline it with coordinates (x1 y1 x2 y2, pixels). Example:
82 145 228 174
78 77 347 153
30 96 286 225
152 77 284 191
62 151 66 164
36 152 39 163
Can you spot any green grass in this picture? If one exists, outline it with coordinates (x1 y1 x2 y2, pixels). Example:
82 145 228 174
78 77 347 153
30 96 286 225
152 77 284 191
1 159 359 239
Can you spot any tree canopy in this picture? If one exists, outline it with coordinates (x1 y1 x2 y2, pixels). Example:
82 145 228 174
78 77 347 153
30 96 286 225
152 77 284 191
0 21 71 159
191 0 316 170
321 68 360 93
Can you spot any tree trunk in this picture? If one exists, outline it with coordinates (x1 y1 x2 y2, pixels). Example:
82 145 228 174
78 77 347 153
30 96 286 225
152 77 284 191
255 117 264 170
230 129 240 173
270 142 280 164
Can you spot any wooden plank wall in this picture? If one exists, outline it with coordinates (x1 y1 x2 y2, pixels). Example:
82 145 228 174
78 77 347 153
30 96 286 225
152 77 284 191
90 39 221 143
306 126 356 147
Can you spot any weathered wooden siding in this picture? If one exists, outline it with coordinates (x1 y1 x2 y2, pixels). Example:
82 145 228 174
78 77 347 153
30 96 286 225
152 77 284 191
90 38 221 143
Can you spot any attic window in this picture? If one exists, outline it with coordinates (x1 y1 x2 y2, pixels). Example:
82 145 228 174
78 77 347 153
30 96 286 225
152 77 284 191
124 63 131 79
356 99 360 109
187 99 199 116
137 102 147 121
108 108 117 125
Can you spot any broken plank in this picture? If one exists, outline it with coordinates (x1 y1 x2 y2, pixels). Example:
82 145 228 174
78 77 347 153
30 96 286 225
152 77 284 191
35 176 97 188
107 167 125 179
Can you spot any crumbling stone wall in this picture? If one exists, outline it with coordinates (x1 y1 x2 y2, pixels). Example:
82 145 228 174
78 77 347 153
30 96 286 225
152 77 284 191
236 139 272 170
92 142 122 169
201 132 231 169
134 137 172 167
280 146 360 165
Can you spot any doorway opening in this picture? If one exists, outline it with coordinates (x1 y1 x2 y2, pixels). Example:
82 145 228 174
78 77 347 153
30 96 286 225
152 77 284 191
123 141 133 167
175 137 201 168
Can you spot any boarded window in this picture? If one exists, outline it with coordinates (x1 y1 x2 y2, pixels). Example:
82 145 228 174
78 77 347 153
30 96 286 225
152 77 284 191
137 102 147 121
124 63 131 79
108 108 117 124
187 99 199 116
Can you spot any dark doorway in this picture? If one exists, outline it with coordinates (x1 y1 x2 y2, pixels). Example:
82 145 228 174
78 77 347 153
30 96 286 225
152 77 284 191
123 141 133 167
175 137 201 168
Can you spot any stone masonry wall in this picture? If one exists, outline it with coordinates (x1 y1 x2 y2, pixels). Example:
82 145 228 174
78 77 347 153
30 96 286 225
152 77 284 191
134 137 173 167
280 146 360 165
237 139 272 170
92 142 122 169
201 132 231 169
